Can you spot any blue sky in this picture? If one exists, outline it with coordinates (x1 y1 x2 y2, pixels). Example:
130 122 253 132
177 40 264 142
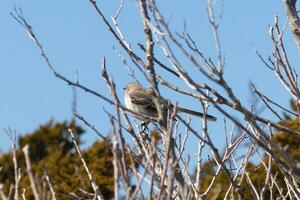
0 0 298 160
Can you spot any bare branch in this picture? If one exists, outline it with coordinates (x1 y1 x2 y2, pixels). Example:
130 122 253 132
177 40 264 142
67 129 105 200
284 0 300 54
22 145 40 200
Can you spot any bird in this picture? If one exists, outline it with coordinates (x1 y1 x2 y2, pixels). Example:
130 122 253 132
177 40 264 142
124 82 217 123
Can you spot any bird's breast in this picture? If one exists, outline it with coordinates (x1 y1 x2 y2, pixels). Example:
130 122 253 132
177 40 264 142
124 93 134 110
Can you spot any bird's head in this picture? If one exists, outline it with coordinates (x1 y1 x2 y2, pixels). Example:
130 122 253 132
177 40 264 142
124 82 142 93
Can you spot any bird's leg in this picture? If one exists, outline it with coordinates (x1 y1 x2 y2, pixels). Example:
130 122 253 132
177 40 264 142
138 122 151 143
140 121 150 133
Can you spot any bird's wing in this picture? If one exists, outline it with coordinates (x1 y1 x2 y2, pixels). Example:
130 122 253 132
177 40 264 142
129 89 157 111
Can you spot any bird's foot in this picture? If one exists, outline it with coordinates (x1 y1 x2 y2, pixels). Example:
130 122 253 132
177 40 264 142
140 121 150 133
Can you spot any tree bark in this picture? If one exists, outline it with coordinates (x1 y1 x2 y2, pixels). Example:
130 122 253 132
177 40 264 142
284 0 300 54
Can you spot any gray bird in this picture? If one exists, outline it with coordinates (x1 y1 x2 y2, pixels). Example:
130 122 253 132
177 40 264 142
124 82 217 122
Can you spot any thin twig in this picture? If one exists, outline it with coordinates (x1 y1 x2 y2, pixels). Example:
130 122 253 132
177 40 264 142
67 129 104 200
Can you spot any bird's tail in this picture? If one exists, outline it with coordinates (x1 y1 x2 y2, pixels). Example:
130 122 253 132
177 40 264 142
176 107 217 121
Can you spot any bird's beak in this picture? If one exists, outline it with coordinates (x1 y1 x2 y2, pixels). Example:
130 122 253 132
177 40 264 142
123 87 126 90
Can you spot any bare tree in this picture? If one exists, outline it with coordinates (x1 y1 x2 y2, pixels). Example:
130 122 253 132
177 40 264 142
6 0 300 199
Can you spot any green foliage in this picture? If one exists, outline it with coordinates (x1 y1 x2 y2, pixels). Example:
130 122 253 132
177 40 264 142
0 120 115 199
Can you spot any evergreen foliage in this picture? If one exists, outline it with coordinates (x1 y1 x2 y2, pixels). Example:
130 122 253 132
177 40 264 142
0 120 115 199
